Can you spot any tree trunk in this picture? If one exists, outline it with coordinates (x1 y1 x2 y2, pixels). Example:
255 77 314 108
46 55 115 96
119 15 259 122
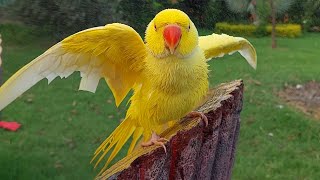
97 80 244 180
270 0 277 48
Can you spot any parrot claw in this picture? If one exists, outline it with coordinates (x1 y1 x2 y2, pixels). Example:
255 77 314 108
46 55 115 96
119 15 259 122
186 111 208 127
141 132 167 154
158 137 169 142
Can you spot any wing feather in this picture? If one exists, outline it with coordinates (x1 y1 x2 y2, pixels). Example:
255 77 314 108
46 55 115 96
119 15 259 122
199 33 257 69
0 23 147 110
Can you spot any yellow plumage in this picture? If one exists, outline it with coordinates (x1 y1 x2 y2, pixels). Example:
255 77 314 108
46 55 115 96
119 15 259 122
0 9 257 174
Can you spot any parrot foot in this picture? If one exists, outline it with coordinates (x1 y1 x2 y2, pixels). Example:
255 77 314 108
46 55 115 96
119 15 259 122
141 132 168 153
186 111 208 127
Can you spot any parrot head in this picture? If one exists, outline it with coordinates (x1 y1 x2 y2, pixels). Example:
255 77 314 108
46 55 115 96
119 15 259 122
145 9 198 58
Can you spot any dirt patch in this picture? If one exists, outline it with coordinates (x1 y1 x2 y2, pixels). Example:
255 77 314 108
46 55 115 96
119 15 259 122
278 81 320 120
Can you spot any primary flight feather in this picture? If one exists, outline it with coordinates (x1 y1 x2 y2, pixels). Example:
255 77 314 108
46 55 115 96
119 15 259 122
0 9 257 174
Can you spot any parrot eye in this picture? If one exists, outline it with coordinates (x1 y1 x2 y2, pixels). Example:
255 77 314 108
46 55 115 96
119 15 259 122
154 24 157 31
188 24 190 30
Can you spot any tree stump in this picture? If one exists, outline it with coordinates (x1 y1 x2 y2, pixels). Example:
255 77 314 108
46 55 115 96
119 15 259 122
98 80 244 180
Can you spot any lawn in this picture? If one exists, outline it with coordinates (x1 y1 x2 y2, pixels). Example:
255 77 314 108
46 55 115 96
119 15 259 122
0 25 320 180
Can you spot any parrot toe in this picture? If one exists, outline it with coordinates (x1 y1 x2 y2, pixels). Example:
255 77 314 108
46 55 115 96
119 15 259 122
141 132 168 153
186 111 208 127
158 137 169 142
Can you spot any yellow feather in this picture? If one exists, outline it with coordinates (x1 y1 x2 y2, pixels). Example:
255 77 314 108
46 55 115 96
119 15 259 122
0 9 257 176
199 33 257 69
127 127 144 154
61 23 147 105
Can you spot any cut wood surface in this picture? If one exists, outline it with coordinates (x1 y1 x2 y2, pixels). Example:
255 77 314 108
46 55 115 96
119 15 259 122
97 80 244 180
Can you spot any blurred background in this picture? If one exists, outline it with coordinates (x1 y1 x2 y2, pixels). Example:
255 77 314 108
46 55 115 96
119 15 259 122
0 0 319 179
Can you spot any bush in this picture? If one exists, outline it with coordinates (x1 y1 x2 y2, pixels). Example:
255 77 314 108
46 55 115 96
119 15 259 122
117 0 242 34
266 24 302 38
117 0 219 34
11 0 119 40
254 24 268 37
215 23 257 36
118 0 157 34
215 22 302 38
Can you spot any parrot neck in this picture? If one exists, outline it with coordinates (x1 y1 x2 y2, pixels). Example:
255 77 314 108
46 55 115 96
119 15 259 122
147 45 198 59
143 47 208 94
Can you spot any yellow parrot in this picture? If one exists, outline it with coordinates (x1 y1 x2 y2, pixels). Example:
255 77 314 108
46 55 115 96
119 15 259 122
0 9 256 173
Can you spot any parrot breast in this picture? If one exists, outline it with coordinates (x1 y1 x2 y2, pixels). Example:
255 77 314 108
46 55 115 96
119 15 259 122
128 47 209 132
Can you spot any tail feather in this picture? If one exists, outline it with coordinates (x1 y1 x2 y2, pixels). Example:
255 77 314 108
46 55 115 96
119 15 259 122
91 117 142 174
103 127 135 169
127 127 143 154
93 128 126 166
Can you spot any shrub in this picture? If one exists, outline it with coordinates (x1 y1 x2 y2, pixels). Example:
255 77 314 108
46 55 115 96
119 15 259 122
215 23 257 36
117 0 243 34
11 0 119 40
215 22 302 37
266 24 302 37
118 0 157 35
254 24 268 37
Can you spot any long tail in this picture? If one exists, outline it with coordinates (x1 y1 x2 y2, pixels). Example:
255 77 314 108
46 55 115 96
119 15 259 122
91 117 143 174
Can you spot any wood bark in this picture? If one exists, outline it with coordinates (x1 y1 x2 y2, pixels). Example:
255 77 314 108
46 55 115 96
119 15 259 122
97 80 244 180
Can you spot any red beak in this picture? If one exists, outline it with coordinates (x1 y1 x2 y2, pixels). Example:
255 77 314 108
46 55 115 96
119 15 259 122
163 24 182 54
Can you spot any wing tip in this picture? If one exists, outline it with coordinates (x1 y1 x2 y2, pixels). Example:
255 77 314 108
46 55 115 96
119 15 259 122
250 59 257 70
238 49 257 70
242 40 257 70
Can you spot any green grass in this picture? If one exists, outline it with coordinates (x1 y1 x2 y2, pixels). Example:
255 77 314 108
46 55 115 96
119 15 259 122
1 24 320 179
0 24 52 45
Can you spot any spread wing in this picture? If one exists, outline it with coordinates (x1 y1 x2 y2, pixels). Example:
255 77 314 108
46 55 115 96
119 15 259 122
0 23 147 110
199 33 257 69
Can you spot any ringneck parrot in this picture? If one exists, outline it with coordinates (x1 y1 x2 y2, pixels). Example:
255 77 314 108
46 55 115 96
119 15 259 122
0 9 257 173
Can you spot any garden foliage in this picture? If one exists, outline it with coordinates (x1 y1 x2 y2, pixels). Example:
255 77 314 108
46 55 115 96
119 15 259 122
1 0 318 38
215 22 301 37
6 0 244 37
10 0 119 39
265 24 301 37
118 0 241 34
